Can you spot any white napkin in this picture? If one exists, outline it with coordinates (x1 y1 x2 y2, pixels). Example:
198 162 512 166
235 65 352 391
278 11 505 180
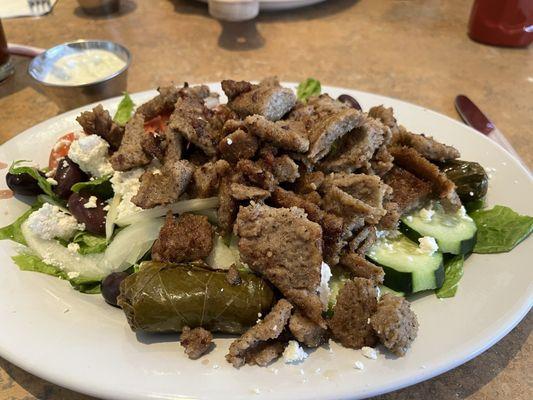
0 0 58 19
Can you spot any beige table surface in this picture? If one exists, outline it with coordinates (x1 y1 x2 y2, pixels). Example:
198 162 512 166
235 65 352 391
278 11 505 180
0 0 531 399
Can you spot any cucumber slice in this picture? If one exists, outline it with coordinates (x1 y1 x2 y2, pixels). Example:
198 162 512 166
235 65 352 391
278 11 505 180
401 203 477 255
367 232 444 294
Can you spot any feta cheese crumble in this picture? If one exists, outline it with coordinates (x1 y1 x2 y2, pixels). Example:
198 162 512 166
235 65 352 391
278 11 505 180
361 346 378 360
68 135 113 178
353 361 365 370
419 207 434 221
283 340 308 364
26 203 83 240
110 168 144 220
418 236 439 255
84 196 98 209
318 261 332 306
46 177 58 186
67 243 80 253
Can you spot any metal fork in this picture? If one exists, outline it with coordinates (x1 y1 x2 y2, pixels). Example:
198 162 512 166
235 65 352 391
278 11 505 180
28 0 52 15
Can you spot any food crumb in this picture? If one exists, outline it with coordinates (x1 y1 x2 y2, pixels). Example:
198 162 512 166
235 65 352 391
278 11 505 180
299 369 305 375
353 361 365 370
63 308 70 313
252 388 261 395
361 346 378 360
212 364 219 369
270 368 279 375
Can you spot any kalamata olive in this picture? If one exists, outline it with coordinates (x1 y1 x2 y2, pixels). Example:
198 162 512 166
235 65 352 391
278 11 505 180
54 157 88 199
67 192 107 235
101 272 129 307
337 94 362 111
6 171 45 196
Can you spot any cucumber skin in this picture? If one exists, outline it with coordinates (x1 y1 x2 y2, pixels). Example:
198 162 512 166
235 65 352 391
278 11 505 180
400 221 477 255
370 258 445 295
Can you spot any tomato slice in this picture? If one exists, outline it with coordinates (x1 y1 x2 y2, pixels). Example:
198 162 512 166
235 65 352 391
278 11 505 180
49 132 76 170
144 114 170 134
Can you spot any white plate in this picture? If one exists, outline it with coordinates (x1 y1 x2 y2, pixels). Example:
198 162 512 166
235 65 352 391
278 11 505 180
0 84 532 400
196 0 327 12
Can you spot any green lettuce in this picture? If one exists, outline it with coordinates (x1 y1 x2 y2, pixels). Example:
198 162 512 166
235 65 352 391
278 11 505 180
471 205 533 253
11 253 101 294
436 255 464 298
0 200 44 245
71 174 113 199
113 93 135 126
297 78 321 102
9 161 58 200
72 231 107 255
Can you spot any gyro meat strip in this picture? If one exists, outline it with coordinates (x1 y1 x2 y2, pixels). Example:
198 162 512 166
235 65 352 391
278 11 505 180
110 114 152 171
168 93 223 156
389 146 461 211
217 177 239 235
368 105 399 135
322 186 385 226
236 159 277 191
270 155 300 183
244 115 309 153
367 146 394 176
348 225 377 255
180 326 213 360
382 166 432 215
222 77 296 121
152 213 214 263
289 310 328 347
141 131 166 160
218 129 258 163
391 126 460 162
190 159 230 198
132 160 194 209
329 278 378 349
322 173 391 210
136 84 210 121
288 94 364 164
339 252 384 285
226 299 293 368
370 294 418 356
76 104 124 150
234 204 326 327
320 115 390 173
244 341 287 367
378 201 401 230
271 188 344 266
226 264 242 286
222 119 247 136
230 183 271 201
294 171 325 194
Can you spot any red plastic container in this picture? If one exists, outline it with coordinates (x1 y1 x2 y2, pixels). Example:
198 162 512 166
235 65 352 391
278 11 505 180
468 0 533 47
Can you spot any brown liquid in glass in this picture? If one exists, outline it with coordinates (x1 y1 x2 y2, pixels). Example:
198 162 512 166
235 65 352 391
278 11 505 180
0 20 10 66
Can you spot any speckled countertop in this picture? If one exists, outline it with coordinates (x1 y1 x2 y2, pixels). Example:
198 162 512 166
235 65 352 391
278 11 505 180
0 0 531 399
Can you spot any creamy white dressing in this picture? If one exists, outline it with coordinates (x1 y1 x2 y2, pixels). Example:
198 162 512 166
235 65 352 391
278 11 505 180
44 49 126 85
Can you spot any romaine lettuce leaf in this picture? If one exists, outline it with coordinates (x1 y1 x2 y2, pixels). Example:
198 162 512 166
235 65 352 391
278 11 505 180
471 205 533 253
297 78 321 102
113 92 135 126
11 253 101 294
72 231 107 255
0 200 43 245
436 255 464 298
71 174 113 199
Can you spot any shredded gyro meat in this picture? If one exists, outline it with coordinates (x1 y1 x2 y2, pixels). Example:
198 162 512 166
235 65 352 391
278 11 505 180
110 114 152 171
76 104 124 150
132 160 194 209
382 166 432 215
245 341 287 367
339 253 384 285
222 77 296 121
152 213 214 263
368 105 399 135
190 159 230 198
230 183 271 201
289 310 328 347
370 294 419 356
234 204 326 327
218 129 259 163
391 126 460 162
226 299 293 367
180 326 213 360
329 278 378 349
244 115 309 152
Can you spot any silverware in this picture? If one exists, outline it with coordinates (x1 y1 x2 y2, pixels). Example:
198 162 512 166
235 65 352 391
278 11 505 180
454 95 526 166
28 0 52 15
27 40 131 111
76 0 120 15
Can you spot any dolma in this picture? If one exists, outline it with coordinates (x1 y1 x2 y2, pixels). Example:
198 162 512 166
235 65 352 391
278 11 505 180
118 262 276 334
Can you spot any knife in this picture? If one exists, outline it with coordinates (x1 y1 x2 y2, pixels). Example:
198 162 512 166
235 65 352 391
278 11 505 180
454 94 525 166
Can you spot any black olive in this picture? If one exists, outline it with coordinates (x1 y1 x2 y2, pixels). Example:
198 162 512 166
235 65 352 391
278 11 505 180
67 192 107 235
54 157 88 199
337 94 362 111
6 171 45 196
101 272 129 307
